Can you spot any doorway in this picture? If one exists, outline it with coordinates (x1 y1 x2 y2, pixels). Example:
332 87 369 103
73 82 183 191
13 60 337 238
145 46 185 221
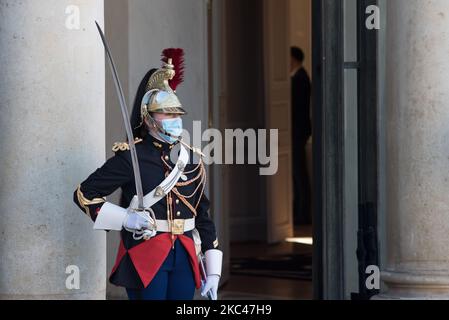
209 0 314 300
208 0 379 300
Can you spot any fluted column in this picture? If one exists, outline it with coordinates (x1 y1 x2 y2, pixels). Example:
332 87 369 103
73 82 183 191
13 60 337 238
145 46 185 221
0 0 106 299
377 0 449 299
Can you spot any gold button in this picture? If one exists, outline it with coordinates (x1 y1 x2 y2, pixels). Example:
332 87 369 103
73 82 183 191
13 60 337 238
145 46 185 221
176 211 181 217
175 199 180 205
164 155 169 161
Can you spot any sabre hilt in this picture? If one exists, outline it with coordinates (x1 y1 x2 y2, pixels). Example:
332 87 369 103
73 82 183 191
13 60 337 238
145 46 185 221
131 208 157 241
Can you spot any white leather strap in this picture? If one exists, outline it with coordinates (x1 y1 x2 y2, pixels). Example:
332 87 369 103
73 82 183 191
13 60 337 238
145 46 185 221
129 144 189 209
155 218 195 233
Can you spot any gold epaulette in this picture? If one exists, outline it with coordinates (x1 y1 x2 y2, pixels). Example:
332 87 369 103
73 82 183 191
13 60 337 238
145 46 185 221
112 138 143 152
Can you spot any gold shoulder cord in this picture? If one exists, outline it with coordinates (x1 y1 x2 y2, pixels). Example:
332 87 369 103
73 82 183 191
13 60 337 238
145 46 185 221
76 185 106 219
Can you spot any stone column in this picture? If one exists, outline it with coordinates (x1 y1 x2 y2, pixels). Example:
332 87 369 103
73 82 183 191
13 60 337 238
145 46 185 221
0 0 106 299
377 0 449 299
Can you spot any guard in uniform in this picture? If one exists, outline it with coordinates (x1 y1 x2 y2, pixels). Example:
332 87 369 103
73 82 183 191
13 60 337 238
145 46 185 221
73 49 222 300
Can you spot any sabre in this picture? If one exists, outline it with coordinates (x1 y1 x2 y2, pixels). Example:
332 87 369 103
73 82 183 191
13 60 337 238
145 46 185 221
95 21 155 238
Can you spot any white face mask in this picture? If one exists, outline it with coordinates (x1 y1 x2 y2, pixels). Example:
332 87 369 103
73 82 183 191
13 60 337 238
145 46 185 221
157 118 183 144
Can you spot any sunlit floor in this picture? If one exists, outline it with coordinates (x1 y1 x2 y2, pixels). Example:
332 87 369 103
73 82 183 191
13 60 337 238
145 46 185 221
218 225 313 300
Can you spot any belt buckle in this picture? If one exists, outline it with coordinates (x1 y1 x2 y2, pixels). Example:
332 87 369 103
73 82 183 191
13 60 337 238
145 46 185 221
171 219 185 235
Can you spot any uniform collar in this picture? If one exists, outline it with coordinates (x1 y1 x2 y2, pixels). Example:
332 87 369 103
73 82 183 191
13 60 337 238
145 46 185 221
146 133 178 152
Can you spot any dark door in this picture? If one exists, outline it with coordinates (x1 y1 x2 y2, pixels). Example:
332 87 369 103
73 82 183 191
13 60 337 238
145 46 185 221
353 0 379 300
312 0 379 300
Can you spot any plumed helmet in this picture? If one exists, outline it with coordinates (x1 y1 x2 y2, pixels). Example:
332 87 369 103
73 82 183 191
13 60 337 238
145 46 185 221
141 48 186 117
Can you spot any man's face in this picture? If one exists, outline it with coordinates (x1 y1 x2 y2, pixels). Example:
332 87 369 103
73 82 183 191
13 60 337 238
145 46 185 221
290 56 299 72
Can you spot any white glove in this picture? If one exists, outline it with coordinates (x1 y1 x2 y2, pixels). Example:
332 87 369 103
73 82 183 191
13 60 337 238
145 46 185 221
123 209 155 234
201 275 220 300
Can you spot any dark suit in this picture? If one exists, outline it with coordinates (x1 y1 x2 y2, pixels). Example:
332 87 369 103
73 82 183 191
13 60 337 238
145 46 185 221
291 67 312 225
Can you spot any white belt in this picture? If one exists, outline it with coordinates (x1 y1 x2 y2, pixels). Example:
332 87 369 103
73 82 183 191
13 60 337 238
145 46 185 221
156 218 195 234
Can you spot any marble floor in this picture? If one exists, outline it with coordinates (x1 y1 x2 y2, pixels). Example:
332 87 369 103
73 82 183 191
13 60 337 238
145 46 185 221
217 225 313 300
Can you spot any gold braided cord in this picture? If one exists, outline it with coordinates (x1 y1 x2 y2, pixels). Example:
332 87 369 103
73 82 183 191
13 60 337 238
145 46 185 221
160 156 205 188
172 163 207 213
195 169 207 210
161 155 207 216
182 159 203 175
176 166 205 190
175 164 206 199
172 187 197 216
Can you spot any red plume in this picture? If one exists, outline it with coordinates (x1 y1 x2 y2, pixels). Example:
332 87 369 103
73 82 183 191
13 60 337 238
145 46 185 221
162 48 185 91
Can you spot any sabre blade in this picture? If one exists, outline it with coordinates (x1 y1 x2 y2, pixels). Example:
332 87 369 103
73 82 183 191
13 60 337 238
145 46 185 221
95 21 144 209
